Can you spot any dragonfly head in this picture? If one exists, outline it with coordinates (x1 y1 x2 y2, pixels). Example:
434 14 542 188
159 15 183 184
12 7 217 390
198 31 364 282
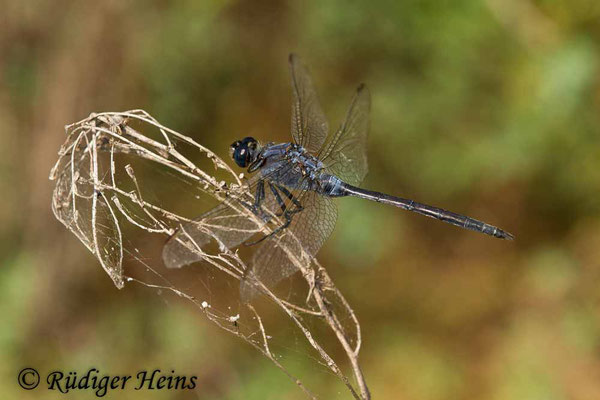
230 137 260 168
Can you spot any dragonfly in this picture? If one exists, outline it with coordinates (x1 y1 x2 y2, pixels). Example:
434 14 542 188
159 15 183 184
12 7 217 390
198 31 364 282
162 54 513 301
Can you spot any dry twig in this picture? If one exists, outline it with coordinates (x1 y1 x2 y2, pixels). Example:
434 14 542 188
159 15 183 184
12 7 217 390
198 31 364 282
50 110 369 399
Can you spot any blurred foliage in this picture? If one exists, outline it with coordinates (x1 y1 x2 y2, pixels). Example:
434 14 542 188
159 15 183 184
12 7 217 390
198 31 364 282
2 0 600 398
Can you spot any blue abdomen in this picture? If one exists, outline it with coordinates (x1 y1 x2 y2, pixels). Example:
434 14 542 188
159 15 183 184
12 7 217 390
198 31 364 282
318 174 346 197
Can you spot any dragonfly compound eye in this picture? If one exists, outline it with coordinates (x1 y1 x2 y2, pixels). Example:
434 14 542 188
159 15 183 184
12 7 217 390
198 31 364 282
229 140 241 156
230 138 259 168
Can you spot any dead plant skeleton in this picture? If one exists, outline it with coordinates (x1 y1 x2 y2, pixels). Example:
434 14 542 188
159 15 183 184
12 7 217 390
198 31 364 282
50 110 370 400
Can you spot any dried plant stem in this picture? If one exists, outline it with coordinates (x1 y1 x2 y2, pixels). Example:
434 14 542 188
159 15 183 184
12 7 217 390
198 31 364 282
50 111 370 399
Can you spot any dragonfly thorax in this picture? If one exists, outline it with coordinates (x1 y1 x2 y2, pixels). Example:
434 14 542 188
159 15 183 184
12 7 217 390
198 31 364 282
284 144 325 178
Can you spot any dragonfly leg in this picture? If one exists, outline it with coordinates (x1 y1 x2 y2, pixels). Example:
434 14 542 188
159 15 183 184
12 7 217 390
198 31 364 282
253 179 265 211
275 185 304 214
238 179 265 215
267 183 304 217
268 183 288 216
243 185 304 246
244 208 294 246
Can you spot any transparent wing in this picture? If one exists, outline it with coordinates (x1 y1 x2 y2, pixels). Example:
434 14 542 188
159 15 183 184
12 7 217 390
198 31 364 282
289 53 329 155
319 84 370 187
163 200 260 270
163 166 296 269
240 191 338 301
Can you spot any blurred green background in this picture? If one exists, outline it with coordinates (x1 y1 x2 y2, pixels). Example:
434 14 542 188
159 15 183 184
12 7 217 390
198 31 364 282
2 0 600 399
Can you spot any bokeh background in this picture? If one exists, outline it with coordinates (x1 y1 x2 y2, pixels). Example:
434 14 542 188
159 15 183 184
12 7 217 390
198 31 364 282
2 0 600 399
